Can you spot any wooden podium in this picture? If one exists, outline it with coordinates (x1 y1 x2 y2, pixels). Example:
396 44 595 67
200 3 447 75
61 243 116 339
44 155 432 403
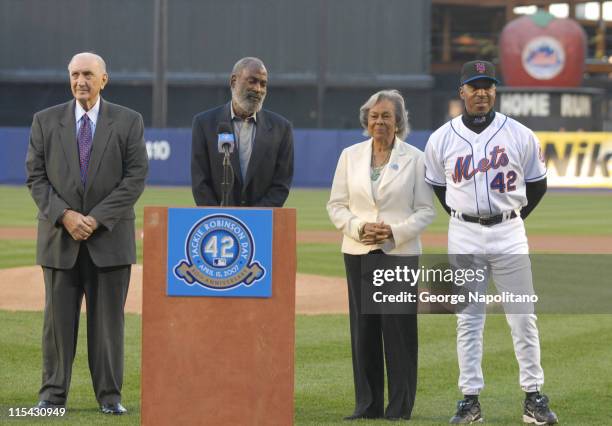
141 207 296 426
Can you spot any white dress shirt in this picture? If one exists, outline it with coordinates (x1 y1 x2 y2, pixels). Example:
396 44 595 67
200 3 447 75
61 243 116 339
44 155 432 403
74 96 101 138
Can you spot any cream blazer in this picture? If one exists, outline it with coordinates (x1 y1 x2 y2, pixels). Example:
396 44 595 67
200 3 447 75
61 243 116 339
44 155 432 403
327 137 436 255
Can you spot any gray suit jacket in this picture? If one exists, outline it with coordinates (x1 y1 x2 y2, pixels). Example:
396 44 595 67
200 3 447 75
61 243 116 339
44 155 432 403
26 98 149 269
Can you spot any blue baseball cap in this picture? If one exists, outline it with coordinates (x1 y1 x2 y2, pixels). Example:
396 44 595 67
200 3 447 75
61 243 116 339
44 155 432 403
460 60 499 85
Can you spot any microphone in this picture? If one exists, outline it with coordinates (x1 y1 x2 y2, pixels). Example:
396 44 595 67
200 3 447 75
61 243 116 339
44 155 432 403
216 122 235 206
217 122 235 154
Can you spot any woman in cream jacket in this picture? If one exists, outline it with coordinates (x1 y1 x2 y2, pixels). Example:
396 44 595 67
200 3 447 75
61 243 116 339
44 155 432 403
327 89 435 421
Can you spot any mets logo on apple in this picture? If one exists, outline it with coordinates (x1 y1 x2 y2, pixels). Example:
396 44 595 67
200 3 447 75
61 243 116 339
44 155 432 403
522 35 565 80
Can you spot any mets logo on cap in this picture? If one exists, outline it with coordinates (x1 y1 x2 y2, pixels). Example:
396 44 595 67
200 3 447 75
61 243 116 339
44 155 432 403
174 214 265 290
475 62 486 73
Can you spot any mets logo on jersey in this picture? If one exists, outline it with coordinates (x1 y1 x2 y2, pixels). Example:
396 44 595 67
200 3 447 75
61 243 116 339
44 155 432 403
173 214 265 290
452 145 509 183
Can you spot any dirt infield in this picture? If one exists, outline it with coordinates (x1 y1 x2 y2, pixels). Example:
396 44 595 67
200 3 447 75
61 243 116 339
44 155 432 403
0 266 349 315
2 227 611 253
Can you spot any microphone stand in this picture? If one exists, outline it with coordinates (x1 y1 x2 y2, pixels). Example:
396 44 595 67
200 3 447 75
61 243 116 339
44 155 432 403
220 146 234 206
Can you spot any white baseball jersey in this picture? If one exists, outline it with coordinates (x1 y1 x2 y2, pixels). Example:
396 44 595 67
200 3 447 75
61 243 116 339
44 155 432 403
424 112 546 216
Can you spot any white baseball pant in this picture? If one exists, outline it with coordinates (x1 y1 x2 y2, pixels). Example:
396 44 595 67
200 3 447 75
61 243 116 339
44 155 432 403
448 215 545 395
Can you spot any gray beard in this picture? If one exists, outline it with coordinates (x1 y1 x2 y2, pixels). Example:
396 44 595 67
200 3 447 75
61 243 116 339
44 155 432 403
233 92 264 116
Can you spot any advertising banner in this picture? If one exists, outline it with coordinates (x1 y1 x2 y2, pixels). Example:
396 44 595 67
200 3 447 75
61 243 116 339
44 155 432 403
537 132 612 188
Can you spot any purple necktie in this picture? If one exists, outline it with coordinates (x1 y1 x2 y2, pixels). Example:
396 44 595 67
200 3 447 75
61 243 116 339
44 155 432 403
77 115 93 185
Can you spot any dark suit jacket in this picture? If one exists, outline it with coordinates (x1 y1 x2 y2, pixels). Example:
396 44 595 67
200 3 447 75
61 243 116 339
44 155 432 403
26 98 149 269
191 102 294 207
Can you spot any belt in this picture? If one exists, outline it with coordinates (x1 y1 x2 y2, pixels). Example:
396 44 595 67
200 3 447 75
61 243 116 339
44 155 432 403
452 210 517 226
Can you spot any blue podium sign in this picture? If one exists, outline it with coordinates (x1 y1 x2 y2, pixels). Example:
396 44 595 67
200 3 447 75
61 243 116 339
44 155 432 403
167 208 273 297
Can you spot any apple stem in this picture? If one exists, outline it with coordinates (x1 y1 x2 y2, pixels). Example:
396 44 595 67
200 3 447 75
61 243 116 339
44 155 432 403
530 9 556 28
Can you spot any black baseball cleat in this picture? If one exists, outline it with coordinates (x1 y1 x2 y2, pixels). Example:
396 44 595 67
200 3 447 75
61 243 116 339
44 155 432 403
100 402 127 415
523 393 558 425
449 398 483 424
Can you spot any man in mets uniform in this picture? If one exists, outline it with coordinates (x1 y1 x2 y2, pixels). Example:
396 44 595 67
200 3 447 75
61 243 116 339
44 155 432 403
423 60 557 425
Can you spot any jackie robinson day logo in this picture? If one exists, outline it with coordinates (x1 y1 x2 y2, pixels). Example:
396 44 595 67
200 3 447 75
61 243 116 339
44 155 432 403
174 214 265 290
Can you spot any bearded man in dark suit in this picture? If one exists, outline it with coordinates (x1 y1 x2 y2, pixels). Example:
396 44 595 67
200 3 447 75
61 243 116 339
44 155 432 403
26 52 148 415
191 57 294 207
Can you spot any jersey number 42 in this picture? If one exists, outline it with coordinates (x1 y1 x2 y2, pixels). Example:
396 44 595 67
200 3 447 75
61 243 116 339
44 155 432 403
490 171 517 193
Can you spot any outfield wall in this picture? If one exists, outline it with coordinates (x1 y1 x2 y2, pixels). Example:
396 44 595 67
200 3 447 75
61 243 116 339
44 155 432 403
1 128 610 188
0 128 430 187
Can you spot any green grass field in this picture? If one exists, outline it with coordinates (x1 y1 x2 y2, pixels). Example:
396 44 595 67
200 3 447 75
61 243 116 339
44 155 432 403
1 311 611 425
1 185 611 424
1 185 611 272
1 185 612 234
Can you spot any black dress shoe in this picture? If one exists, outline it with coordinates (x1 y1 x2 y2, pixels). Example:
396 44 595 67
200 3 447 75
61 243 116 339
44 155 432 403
100 402 127 415
35 400 65 409
343 413 380 420
384 415 411 421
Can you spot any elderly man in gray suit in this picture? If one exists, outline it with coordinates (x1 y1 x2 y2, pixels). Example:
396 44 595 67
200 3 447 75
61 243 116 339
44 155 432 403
26 52 148 415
